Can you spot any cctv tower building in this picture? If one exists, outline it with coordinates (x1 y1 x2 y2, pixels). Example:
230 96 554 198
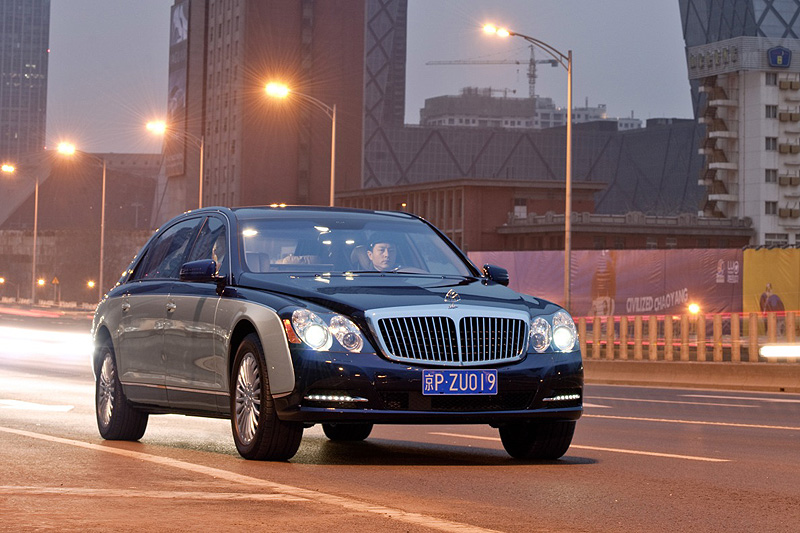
681 0 800 245
0 0 50 162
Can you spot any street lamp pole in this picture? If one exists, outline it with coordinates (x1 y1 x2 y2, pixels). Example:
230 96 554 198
32 176 39 304
57 143 106 302
484 25 573 310
99 158 106 302
265 83 337 207
146 121 204 209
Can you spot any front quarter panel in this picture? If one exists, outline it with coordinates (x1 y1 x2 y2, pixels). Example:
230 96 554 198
92 290 123 374
215 292 295 397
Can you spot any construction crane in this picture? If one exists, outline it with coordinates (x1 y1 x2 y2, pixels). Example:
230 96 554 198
426 45 558 99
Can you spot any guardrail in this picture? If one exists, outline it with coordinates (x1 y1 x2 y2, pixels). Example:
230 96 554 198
577 312 798 363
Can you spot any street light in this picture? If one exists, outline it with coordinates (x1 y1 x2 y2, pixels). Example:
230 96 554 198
0 277 20 300
58 142 107 302
146 120 205 209
265 82 337 207
2 162 41 303
484 24 573 310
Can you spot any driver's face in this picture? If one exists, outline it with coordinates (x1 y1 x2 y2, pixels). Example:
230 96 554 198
367 242 396 271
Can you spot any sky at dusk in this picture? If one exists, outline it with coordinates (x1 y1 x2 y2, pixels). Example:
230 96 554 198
46 0 693 154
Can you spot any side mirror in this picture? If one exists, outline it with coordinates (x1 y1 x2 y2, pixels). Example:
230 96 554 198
482 264 510 286
179 259 218 283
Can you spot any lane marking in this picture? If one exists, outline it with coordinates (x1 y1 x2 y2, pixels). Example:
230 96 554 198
589 396 758 408
0 426 501 533
430 432 729 463
0 486 306 502
0 399 74 412
583 402 612 409
683 394 800 404
585 414 800 431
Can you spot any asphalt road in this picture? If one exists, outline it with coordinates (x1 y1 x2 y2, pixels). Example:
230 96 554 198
1 311 799 532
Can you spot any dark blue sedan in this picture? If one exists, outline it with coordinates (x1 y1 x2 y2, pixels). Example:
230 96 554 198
92 206 582 461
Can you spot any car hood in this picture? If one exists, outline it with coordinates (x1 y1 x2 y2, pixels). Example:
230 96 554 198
236 272 548 316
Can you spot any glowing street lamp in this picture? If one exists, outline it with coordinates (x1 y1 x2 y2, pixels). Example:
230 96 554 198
0 277 20 300
58 143 107 301
265 82 337 207
87 280 96 289
484 23 573 310
2 162 42 303
146 120 205 208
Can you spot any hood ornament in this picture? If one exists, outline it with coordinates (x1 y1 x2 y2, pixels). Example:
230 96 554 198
444 289 461 309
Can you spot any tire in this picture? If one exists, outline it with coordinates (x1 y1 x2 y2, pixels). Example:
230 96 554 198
322 423 373 441
95 339 148 441
230 333 303 461
499 420 576 460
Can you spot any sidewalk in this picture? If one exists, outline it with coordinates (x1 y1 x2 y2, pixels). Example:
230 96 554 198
585 359 800 393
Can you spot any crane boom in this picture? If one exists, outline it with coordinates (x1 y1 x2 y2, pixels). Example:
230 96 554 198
425 45 557 99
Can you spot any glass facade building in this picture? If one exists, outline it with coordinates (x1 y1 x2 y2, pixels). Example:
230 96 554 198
0 0 50 162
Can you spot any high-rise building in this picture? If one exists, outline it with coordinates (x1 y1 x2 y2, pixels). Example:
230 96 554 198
154 0 370 223
681 0 800 245
0 0 50 162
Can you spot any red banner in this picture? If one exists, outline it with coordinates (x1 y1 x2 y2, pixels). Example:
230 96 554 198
470 249 743 317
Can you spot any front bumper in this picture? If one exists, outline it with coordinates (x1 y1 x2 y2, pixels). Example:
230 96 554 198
274 349 583 425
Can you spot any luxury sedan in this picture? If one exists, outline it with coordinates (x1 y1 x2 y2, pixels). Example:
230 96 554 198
92 206 582 461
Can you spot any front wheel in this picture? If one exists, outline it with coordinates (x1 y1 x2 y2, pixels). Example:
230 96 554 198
95 339 148 440
230 333 303 461
499 420 575 460
322 423 373 441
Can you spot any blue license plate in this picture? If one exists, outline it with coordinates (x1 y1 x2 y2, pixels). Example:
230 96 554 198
422 369 498 395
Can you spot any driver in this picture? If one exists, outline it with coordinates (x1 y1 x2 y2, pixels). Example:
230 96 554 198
367 233 397 271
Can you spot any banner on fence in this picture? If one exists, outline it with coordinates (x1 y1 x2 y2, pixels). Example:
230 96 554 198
469 249 743 317
743 248 800 313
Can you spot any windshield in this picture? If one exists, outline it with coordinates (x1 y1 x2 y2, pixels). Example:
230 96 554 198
236 212 474 276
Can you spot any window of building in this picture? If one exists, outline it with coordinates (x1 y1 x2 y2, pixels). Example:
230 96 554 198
593 236 606 250
513 198 527 219
646 236 658 249
613 236 626 249
766 201 778 215
765 233 789 246
766 168 778 183
766 137 778 151
766 105 778 119
665 237 678 249
696 238 710 248
766 72 778 86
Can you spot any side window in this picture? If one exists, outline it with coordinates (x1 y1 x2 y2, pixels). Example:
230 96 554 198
187 217 228 275
135 218 203 280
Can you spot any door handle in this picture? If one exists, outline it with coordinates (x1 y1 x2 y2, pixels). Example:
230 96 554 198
121 302 131 312
166 301 177 312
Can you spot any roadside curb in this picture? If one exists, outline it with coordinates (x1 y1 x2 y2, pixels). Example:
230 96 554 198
584 360 800 393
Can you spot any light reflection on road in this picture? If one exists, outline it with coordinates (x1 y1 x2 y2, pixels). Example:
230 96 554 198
0 325 93 366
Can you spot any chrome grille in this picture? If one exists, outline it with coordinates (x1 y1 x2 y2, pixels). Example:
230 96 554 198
460 316 528 363
371 305 529 367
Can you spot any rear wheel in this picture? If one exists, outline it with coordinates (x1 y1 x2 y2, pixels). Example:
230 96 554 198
322 423 373 441
230 333 303 461
499 420 575 460
95 339 148 440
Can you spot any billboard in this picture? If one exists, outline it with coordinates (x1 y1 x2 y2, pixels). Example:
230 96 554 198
743 248 800 313
470 249 743 317
165 0 190 178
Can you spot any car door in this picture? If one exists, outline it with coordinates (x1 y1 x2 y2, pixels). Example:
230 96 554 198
116 217 203 406
164 215 229 412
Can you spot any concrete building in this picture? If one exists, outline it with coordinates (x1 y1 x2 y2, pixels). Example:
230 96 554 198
0 0 50 163
419 88 642 132
155 0 369 224
681 0 800 245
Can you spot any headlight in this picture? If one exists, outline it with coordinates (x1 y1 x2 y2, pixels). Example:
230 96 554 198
329 315 364 352
530 317 552 353
552 311 577 352
291 309 332 350
290 309 366 352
